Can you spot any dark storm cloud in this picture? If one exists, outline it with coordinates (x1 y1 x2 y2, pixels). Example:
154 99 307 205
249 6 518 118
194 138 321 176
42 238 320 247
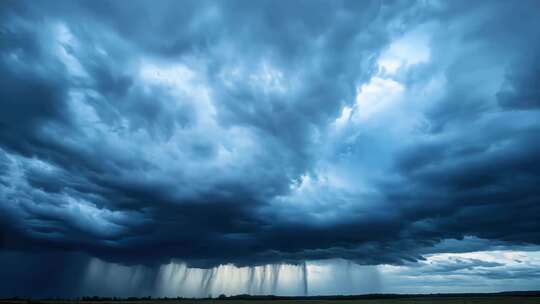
0 0 539 280
0 251 89 298
497 43 540 110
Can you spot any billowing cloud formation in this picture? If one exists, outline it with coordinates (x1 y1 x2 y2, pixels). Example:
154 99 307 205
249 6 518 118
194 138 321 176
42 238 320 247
0 0 539 282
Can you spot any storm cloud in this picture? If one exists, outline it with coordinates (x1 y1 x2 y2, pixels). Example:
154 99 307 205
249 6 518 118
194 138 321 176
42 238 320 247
0 0 539 297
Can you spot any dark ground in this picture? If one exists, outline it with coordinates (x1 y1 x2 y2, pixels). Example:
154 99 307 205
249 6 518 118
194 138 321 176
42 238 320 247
2 297 540 304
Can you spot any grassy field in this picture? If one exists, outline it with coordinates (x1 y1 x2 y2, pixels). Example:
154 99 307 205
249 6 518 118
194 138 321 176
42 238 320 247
2 298 540 304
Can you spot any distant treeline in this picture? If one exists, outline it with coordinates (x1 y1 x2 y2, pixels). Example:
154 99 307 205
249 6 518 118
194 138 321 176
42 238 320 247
215 291 540 300
3 291 540 302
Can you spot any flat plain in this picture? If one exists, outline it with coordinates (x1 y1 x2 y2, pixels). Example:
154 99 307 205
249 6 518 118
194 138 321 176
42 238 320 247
2 298 540 304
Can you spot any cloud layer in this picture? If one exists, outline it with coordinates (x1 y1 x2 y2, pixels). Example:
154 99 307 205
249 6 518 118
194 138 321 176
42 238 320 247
1 0 539 278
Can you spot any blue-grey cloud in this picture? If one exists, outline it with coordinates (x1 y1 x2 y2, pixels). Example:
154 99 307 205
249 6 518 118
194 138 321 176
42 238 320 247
0 0 539 296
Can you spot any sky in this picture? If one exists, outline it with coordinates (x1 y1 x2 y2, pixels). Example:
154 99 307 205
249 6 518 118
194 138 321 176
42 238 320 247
0 0 540 298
